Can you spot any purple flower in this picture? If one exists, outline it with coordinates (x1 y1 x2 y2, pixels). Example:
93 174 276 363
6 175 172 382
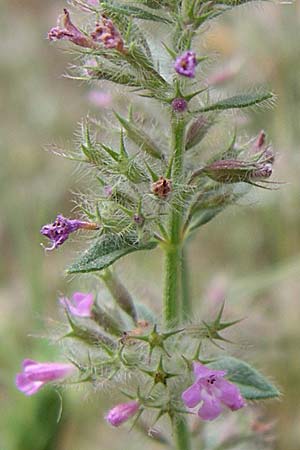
60 292 94 317
16 360 75 396
106 401 139 427
182 362 245 421
174 51 197 78
48 8 97 49
40 214 99 251
91 16 124 52
171 97 188 113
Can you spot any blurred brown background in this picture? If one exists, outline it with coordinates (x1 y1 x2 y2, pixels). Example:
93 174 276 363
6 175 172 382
1 1 300 449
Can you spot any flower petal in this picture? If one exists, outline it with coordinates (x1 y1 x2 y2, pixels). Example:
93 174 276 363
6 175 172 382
197 389 223 421
193 362 226 379
182 382 202 408
216 378 246 411
22 359 38 370
72 292 94 316
24 362 74 382
16 374 44 396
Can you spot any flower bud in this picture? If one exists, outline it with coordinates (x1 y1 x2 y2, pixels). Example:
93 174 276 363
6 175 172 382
16 360 75 396
60 292 94 317
106 401 139 427
151 177 172 199
202 159 273 184
171 98 188 113
133 213 145 227
185 115 213 150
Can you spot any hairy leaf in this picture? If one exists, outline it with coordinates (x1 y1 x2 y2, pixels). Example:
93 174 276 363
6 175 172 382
189 207 224 232
114 112 163 159
67 233 157 273
100 2 172 23
209 357 280 400
198 92 274 113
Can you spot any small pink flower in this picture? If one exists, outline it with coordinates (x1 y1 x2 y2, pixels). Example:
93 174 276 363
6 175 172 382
174 51 197 78
182 362 245 421
106 401 139 427
16 360 75 396
60 292 94 317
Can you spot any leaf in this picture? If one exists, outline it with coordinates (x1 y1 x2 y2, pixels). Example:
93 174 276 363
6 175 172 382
189 207 224 232
100 2 172 23
185 114 215 151
208 357 280 400
198 92 275 113
114 111 163 159
67 233 157 274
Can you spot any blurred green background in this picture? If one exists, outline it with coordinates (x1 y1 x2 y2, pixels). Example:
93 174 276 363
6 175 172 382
1 1 300 449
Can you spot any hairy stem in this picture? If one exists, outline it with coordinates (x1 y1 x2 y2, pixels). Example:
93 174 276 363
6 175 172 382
182 245 191 319
163 115 186 327
163 114 192 450
173 416 192 450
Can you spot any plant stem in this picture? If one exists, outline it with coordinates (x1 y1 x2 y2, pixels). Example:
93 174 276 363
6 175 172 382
173 416 192 450
163 114 186 327
163 114 192 450
182 245 191 319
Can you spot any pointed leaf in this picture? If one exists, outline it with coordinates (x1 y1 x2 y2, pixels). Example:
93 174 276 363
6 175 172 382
198 92 274 113
208 357 280 400
189 207 224 232
67 232 157 274
100 2 172 23
114 112 163 159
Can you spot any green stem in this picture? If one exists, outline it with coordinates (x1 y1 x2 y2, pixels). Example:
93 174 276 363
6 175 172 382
182 245 191 319
163 115 186 327
163 114 192 450
173 416 192 450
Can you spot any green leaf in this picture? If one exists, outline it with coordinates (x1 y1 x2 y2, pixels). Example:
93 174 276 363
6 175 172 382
189 207 224 232
198 92 275 113
100 2 172 23
208 357 280 400
114 111 163 159
67 233 157 274
185 114 215 151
